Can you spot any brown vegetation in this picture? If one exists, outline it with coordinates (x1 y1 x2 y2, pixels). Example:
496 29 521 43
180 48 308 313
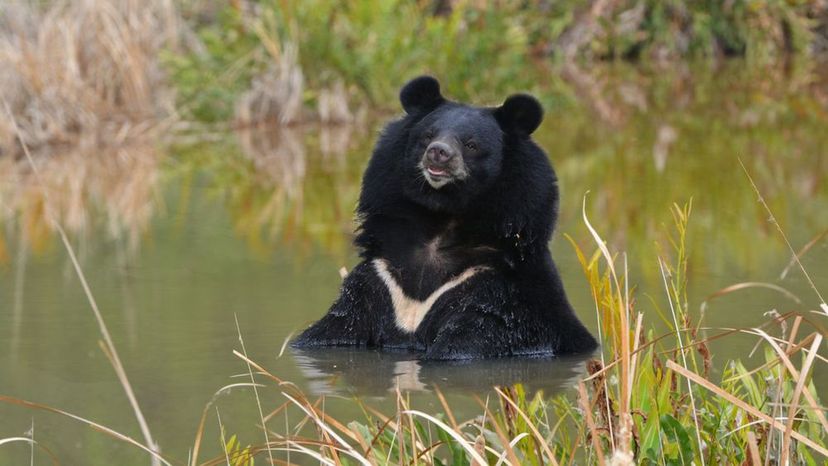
0 0 181 157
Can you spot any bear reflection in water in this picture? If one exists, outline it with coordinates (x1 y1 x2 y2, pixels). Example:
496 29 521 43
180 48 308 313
293 348 593 396
292 76 597 360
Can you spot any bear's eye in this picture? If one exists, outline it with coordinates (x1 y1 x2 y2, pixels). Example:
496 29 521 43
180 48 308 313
464 141 478 151
421 130 434 142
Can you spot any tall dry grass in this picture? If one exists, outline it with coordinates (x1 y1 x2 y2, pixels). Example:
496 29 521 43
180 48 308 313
0 0 181 157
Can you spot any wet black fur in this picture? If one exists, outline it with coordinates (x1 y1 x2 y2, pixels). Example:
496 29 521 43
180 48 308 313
292 76 597 360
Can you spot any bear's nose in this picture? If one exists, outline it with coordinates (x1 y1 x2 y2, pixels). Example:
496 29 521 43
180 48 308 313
425 141 455 165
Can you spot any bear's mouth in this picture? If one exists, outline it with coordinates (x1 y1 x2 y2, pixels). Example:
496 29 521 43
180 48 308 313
421 163 455 189
418 157 468 190
426 166 449 177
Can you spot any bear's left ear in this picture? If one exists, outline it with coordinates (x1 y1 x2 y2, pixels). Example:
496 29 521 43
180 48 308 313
400 76 445 114
494 94 543 136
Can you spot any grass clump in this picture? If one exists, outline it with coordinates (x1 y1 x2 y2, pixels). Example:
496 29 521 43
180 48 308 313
554 201 827 464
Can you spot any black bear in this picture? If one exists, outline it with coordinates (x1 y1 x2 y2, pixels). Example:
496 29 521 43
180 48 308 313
292 76 597 360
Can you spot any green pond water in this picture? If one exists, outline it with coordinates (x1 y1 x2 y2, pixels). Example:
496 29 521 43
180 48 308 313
1 63 827 463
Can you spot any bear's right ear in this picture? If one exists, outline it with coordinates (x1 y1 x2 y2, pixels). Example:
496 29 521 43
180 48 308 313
400 76 444 114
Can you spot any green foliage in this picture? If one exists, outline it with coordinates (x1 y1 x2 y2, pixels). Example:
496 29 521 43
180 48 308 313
168 1 541 120
550 0 817 60
222 433 255 466
164 1 826 123
162 7 262 122
659 414 694 465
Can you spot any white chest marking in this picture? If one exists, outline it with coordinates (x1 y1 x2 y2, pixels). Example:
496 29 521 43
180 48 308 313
373 258 487 333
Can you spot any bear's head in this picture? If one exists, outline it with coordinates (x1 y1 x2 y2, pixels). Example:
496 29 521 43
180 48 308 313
397 76 543 213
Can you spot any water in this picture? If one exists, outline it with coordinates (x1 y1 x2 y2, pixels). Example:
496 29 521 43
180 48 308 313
1 63 827 463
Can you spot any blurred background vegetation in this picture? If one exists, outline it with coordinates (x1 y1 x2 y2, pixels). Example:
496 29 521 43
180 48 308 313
3 0 828 137
166 0 828 123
